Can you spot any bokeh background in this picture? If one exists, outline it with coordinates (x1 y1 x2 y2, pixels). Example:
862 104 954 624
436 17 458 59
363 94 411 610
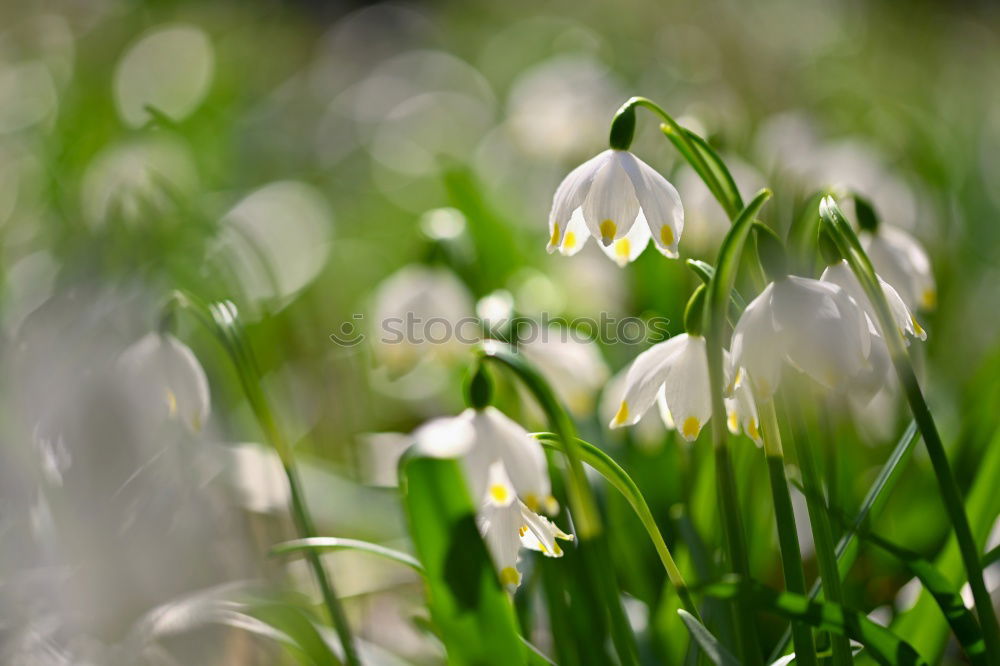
2 0 999 663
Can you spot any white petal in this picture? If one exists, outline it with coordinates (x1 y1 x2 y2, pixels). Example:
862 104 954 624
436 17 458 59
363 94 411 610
599 212 651 266
772 276 871 391
820 260 924 342
473 407 550 505
611 335 688 428
582 151 640 245
118 332 211 431
477 486 523 589
861 225 935 311
547 151 610 252
558 209 590 256
659 335 713 442
727 372 762 445
656 387 675 430
519 502 573 557
618 151 684 258
731 283 783 399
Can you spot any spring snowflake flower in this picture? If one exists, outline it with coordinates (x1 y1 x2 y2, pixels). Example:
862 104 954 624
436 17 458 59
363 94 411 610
117 332 210 431
415 407 572 589
819 259 925 403
860 224 936 311
608 333 759 444
730 276 873 400
547 149 683 264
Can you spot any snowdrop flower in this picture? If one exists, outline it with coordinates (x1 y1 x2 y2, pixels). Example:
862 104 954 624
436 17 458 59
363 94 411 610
730 276 873 400
415 407 572 589
820 260 926 343
860 225 936 311
117 332 210 431
819 260 925 407
547 149 684 264
609 333 758 443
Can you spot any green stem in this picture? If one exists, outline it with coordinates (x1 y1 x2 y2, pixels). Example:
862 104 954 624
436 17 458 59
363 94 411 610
784 391 854 666
163 292 361 666
533 433 701 620
479 348 639 666
758 401 818 666
702 189 773 666
820 198 1000 659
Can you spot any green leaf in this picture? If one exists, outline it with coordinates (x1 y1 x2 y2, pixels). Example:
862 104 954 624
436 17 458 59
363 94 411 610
400 454 528 665
678 610 741 666
270 537 423 572
702 577 929 666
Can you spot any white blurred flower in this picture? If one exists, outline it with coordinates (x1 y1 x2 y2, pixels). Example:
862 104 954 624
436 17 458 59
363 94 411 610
609 334 757 443
414 407 571 588
547 149 684 263
731 277 873 400
117 332 210 432
518 331 609 416
861 225 936 311
674 158 766 255
370 265 475 374
114 24 214 127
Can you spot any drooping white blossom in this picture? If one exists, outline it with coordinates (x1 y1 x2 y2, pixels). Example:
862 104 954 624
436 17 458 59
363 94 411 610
414 407 572 589
117 332 210 431
730 276 873 400
860 225 936 311
609 334 758 444
547 149 683 264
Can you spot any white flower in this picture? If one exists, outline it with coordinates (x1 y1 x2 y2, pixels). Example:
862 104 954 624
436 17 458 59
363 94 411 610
608 334 758 443
861 225 936 311
117 332 210 431
414 407 572 588
730 276 873 400
370 265 475 374
819 260 925 405
547 149 684 264
820 260 926 343
518 331 609 416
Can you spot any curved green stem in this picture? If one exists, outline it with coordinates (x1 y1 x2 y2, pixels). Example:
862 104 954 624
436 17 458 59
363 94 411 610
701 189 773 665
819 198 1000 660
532 432 700 620
478 346 639 666
161 291 361 666
757 400 818 666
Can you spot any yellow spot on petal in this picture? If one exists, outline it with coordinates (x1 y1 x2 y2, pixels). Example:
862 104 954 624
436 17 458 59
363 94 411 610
190 412 203 432
756 378 771 397
681 416 700 440
921 288 936 309
165 389 178 417
539 543 549 554
500 566 521 587
911 315 925 337
599 219 616 243
553 543 563 556
563 231 576 249
489 484 509 503
544 495 559 515
612 401 629 426
614 238 631 262
660 226 675 247
748 419 760 442
518 525 527 537
524 493 540 512
549 223 561 247
727 410 738 432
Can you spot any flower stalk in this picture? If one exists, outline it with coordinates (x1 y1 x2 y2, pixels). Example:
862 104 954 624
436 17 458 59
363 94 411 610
160 291 361 666
758 399 818 666
819 198 1000 660
702 188 773 665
